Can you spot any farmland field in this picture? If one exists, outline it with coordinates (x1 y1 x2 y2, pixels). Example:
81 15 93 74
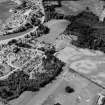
0 0 16 22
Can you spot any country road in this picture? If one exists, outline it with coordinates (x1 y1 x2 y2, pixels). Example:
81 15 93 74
0 26 38 43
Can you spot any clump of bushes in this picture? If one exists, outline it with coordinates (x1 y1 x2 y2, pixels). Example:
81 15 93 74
64 11 105 53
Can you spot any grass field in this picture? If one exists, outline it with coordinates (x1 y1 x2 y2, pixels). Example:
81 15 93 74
0 0 16 22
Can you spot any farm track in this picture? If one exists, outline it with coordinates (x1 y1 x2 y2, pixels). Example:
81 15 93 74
69 68 105 89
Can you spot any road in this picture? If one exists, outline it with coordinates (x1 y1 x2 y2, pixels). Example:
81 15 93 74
0 26 38 44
